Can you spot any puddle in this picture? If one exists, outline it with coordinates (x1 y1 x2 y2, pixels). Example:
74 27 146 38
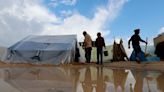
0 66 163 92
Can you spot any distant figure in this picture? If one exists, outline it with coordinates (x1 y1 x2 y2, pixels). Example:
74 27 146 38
75 47 80 62
128 29 147 63
83 31 92 63
95 32 106 64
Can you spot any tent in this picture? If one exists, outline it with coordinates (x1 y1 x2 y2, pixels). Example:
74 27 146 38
0 46 8 61
3 35 78 65
112 39 129 61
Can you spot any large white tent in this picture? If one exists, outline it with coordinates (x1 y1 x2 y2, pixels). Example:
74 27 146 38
3 35 77 65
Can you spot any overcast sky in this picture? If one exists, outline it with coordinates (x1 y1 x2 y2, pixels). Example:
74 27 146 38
0 0 164 47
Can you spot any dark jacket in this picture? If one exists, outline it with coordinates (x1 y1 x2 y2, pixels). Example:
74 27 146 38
129 34 146 46
95 37 105 48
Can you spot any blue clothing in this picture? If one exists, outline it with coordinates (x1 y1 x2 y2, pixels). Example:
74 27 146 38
130 50 147 61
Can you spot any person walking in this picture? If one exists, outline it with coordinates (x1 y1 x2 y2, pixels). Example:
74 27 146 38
95 32 106 64
128 29 147 63
83 31 92 63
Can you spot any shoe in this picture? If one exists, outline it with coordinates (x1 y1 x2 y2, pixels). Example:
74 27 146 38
136 57 141 64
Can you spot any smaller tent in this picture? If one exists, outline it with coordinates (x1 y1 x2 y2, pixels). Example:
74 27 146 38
3 35 78 65
112 39 129 61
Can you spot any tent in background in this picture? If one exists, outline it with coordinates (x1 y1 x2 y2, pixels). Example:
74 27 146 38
3 35 77 65
0 46 8 61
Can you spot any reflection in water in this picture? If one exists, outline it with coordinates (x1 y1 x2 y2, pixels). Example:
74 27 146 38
82 67 93 92
132 70 144 92
0 66 163 92
113 69 128 92
157 73 164 92
96 67 107 92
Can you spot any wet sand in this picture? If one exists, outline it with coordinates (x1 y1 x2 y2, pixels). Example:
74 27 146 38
0 61 164 92
1 61 164 71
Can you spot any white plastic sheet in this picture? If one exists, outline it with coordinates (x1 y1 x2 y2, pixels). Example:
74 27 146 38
3 35 77 65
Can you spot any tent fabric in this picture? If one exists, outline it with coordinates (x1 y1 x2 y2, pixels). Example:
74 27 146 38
0 46 8 61
112 40 129 61
3 35 77 65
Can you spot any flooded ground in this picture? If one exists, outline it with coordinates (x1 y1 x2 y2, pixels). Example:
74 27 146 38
0 65 163 92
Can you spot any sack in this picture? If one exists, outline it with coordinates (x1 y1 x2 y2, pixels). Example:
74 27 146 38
104 50 108 56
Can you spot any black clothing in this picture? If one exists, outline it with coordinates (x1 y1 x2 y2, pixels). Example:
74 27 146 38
85 47 92 63
155 42 164 59
130 34 142 46
95 37 105 48
129 34 146 61
95 37 105 64
75 48 80 62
